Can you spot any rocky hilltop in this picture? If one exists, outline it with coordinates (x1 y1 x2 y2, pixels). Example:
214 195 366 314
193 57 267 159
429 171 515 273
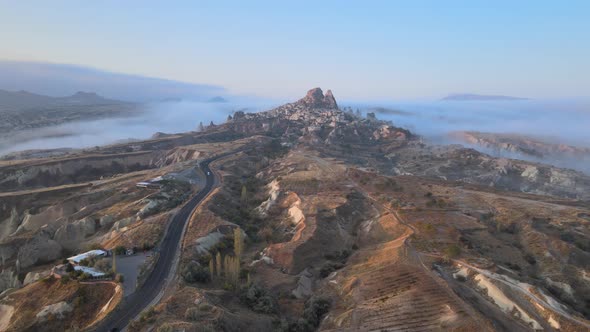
298 87 338 109
225 88 412 148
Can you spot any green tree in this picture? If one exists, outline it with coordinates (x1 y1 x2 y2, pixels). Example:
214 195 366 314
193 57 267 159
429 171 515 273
444 244 461 259
114 245 127 255
234 228 243 258
209 257 215 280
215 252 222 277
240 185 248 204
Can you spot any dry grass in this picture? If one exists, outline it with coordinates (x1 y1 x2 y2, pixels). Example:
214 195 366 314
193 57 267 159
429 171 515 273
2 278 118 332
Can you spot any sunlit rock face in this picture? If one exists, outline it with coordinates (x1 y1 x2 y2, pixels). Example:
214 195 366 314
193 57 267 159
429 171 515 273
298 87 338 109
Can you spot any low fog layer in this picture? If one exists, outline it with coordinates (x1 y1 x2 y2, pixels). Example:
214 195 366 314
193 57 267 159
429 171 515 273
0 99 279 156
350 99 590 173
3 92 590 174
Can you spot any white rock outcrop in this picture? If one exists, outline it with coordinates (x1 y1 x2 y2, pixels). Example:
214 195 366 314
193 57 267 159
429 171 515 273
54 217 96 250
17 228 62 268
36 301 73 321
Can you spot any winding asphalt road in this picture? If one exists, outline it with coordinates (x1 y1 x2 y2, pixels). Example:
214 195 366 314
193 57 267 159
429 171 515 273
94 157 218 332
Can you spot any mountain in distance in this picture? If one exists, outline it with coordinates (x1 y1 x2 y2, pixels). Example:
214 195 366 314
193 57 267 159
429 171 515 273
0 89 138 146
0 60 226 102
369 106 414 116
441 93 528 101
207 96 228 103
0 89 127 110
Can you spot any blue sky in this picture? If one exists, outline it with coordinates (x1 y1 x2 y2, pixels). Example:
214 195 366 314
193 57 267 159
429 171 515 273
1 1 589 99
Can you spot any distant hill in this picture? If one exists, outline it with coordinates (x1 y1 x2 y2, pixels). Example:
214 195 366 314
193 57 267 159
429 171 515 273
57 91 123 105
369 107 413 116
0 90 138 148
0 60 226 102
0 89 126 111
0 90 56 109
207 96 228 103
441 93 528 101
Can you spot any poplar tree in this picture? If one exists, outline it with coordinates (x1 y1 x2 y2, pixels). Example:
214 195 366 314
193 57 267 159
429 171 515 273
215 252 222 277
240 185 247 204
234 228 243 258
209 256 215 280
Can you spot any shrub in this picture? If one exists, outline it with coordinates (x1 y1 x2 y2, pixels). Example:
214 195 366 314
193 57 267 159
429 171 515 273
423 223 435 234
139 307 157 324
114 246 127 255
181 261 210 283
185 307 200 321
199 303 213 312
196 253 212 267
88 243 103 250
324 250 350 262
240 284 277 314
497 222 517 234
505 262 521 271
195 325 217 332
444 244 461 259
41 275 54 283
60 275 70 284
303 297 331 327
69 270 83 279
115 273 124 282
79 273 91 281
480 212 495 222
141 242 154 251
157 324 173 332
279 297 332 331
320 262 344 278
94 258 112 273
223 282 235 291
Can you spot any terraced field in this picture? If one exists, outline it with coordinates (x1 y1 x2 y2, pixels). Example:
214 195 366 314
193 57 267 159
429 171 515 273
353 263 474 331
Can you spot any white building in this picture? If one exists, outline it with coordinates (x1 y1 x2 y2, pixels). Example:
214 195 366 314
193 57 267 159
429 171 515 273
67 249 107 265
73 265 106 277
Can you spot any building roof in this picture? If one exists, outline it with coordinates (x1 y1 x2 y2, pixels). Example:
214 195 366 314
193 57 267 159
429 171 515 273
150 176 163 182
67 249 107 264
73 265 106 277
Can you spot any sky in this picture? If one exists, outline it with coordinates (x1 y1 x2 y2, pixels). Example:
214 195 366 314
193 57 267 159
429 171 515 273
1 1 589 100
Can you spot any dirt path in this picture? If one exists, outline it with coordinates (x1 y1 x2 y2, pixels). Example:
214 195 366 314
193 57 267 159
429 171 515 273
0 304 14 332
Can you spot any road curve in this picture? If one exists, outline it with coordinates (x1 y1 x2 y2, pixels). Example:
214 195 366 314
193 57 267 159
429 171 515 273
93 157 218 332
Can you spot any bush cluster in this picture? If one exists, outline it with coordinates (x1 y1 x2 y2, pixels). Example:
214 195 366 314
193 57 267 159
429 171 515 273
239 284 277 314
277 297 331 332
181 261 210 283
319 262 344 278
